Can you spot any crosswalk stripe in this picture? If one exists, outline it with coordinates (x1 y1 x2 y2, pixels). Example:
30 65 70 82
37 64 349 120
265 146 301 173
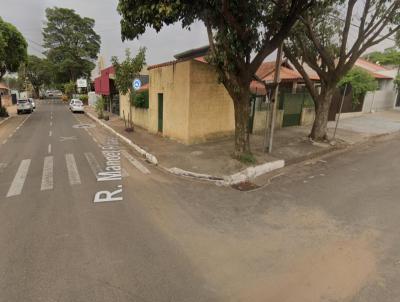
65 154 81 185
84 152 102 179
41 156 53 191
6 159 31 197
122 150 150 174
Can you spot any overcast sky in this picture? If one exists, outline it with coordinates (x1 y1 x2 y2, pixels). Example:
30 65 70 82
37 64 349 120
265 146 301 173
0 0 208 67
1 0 396 71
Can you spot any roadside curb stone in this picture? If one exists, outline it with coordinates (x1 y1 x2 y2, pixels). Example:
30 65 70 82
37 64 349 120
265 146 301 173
85 109 287 186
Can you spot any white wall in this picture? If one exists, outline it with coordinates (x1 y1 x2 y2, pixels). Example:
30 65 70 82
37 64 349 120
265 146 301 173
88 92 99 106
362 79 397 112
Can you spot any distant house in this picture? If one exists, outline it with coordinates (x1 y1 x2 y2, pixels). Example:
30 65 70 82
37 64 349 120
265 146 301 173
354 58 397 113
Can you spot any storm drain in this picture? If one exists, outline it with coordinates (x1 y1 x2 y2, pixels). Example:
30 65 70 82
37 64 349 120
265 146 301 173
231 181 260 191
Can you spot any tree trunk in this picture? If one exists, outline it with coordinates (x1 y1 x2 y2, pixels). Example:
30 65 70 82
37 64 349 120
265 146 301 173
310 87 335 141
232 89 251 157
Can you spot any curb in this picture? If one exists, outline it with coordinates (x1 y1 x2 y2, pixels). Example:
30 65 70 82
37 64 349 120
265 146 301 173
85 111 159 165
85 110 286 186
167 159 285 186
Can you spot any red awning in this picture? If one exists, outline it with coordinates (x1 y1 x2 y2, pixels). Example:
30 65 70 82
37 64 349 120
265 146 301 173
94 66 115 96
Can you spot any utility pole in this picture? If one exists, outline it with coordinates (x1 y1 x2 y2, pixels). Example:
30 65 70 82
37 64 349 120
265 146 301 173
332 83 348 141
264 42 283 153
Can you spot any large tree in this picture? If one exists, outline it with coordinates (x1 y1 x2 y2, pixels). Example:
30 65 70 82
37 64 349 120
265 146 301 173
42 7 101 83
0 17 27 80
284 0 400 141
111 47 146 131
117 0 316 157
23 55 53 98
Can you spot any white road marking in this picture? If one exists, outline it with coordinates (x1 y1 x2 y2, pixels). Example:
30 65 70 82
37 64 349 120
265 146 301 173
65 154 81 185
6 159 31 197
50 121 53 127
2 139 7 145
48 144 51 154
92 137 98 143
0 163 7 169
122 150 150 174
84 152 102 179
49 130 52 137
41 156 54 191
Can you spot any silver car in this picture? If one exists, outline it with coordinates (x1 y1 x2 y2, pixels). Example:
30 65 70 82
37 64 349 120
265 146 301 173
28 98 36 109
69 99 84 113
17 99 33 114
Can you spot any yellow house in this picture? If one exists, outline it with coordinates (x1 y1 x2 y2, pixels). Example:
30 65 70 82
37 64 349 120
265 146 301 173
120 56 271 144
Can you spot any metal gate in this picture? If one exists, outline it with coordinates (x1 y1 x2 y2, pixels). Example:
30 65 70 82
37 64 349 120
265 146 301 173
280 92 304 127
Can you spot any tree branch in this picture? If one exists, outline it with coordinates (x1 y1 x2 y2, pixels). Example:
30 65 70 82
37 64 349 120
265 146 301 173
338 0 357 66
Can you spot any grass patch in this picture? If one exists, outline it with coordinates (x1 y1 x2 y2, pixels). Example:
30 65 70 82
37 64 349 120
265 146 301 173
237 152 257 164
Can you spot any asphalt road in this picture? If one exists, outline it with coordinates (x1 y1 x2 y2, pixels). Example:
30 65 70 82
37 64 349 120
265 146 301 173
0 100 399 301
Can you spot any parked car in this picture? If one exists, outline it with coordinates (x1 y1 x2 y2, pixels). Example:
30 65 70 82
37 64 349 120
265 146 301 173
69 99 84 113
17 99 33 114
28 98 36 109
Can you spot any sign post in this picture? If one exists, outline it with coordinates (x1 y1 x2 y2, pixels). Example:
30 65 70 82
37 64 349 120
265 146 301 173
132 78 142 91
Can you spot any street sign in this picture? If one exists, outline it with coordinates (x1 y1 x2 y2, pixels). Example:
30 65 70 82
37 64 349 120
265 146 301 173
77 78 87 88
133 78 141 91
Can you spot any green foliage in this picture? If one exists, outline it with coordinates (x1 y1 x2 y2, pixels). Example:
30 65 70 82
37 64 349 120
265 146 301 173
63 81 76 98
364 48 400 66
79 94 88 104
111 48 146 95
0 106 9 117
43 7 101 83
339 68 378 106
24 55 53 97
133 90 149 108
0 17 28 79
95 96 105 118
237 152 256 164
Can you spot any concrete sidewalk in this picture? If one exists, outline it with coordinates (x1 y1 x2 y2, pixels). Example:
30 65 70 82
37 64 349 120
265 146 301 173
85 106 400 182
327 110 400 144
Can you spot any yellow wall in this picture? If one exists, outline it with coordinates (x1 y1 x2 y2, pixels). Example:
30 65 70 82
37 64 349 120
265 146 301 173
148 59 285 144
187 60 235 143
119 93 150 130
148 61 191 142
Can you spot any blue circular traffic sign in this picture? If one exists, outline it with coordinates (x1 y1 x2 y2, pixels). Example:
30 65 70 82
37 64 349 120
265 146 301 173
133 78 142 91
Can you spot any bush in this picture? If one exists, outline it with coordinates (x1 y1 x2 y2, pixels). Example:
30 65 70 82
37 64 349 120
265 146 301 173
95 96 105 118
133 90 149 109
79 94 88 105
237 152 256 164
0 106 9 117
339 68 378 108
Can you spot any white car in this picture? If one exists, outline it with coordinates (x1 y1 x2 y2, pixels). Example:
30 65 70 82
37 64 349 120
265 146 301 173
17 99 33 114
28 98 36 109
69 99 84 113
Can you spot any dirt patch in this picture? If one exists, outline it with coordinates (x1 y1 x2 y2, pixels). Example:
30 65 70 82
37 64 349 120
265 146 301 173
145 193 378 302
238 237 376 302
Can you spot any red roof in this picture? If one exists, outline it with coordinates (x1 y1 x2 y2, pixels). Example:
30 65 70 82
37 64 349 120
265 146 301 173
355 58 389 72
137 83 149 92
